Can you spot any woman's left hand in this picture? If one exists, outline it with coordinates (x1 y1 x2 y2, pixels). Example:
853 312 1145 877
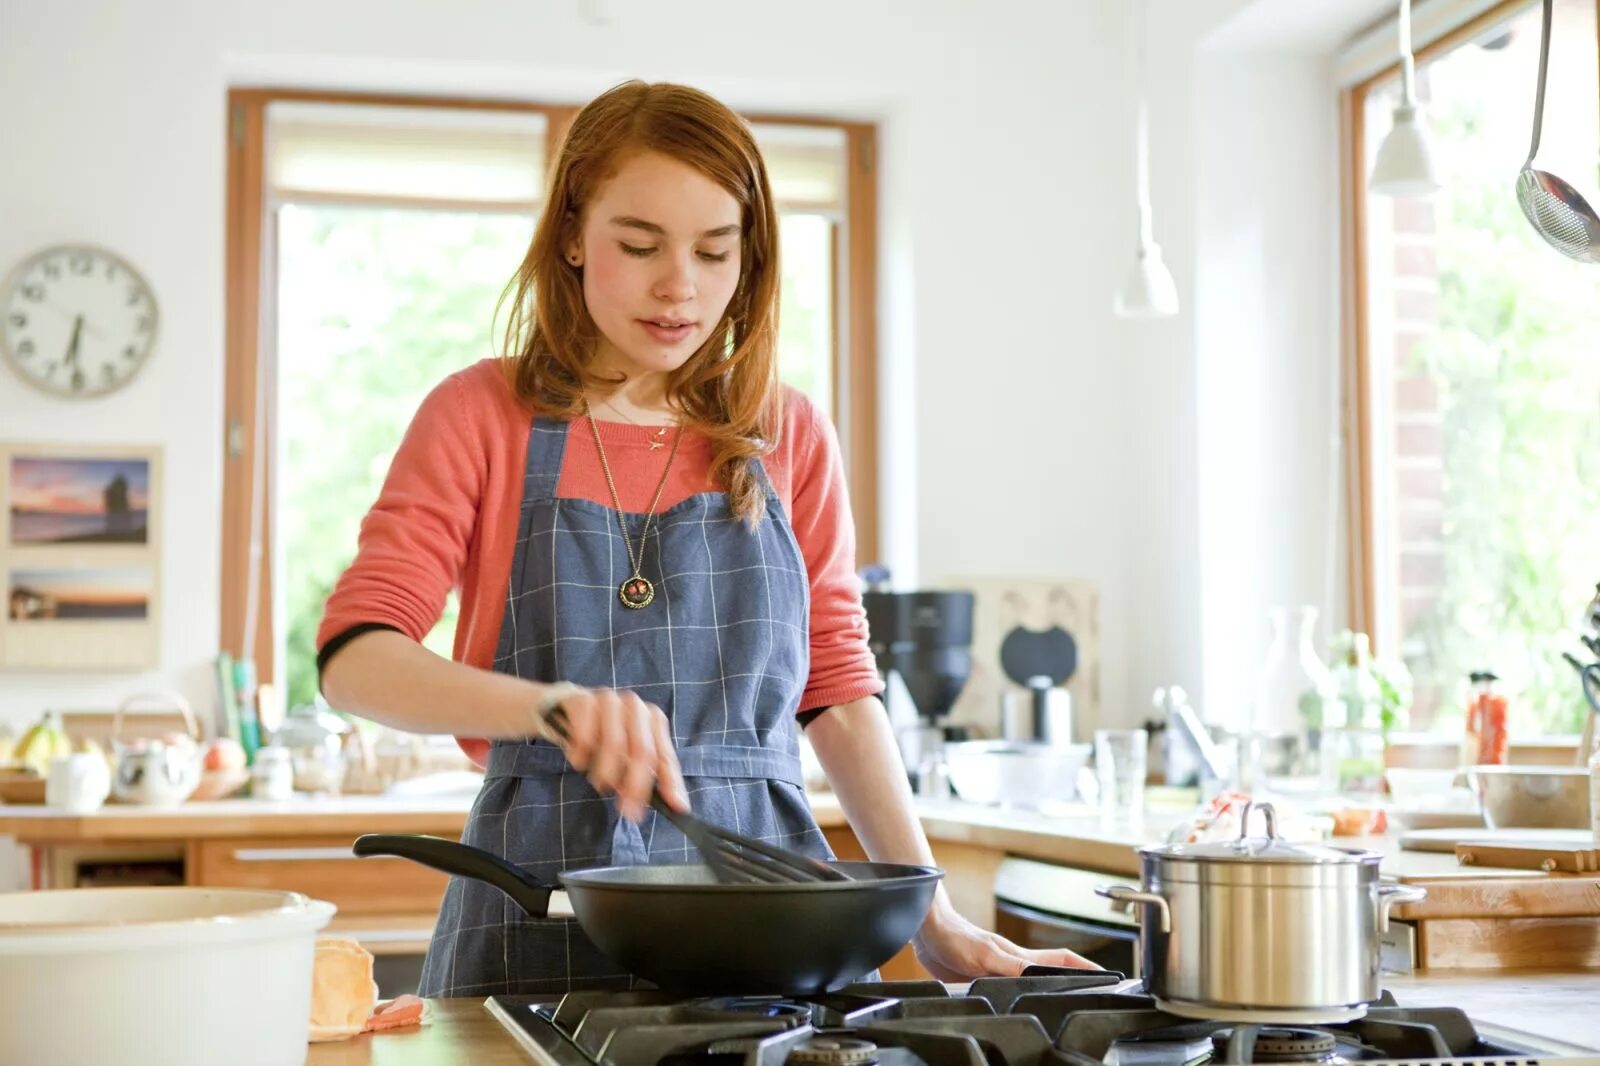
910 898 1099 979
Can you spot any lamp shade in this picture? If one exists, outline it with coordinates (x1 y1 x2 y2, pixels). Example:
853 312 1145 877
1113 240 1179 318
1370 107 1441 198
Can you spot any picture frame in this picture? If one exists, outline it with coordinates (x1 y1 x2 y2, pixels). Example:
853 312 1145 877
1 443 162 670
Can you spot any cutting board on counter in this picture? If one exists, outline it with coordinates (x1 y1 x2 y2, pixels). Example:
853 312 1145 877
1454 833 1599 873
1401 819 1587 857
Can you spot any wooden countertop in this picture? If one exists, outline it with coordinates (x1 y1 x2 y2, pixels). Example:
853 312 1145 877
3 791 1592 918
305 971 1600 1063
0 794 479 841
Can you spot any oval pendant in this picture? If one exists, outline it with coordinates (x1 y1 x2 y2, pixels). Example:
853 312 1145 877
619 576 655 609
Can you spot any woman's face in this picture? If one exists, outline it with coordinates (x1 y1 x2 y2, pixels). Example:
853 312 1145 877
567 149 744 384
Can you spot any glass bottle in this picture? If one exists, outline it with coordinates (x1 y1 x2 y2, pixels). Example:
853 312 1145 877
1324 631 1387 796
1462 671 1509 767
1251 606 1337 778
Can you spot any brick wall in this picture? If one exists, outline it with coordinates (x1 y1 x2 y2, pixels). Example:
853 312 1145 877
1389 196 1445 724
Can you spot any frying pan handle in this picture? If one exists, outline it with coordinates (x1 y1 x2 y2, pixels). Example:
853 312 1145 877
352 833 554 919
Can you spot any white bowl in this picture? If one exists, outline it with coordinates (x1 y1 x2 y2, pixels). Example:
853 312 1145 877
945 741 1092 809
1385 767 1481 830
0 887 335 1066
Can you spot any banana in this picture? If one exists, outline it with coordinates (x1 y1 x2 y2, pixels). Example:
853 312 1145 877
14 711 71 777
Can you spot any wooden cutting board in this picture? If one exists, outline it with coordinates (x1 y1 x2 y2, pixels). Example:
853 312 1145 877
1400 826 1591 854
1455 832 1600 873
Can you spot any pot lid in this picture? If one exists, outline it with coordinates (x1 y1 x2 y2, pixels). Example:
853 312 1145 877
1144 802 1377 864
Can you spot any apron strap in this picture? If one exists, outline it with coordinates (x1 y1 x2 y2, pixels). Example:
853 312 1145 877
485 740 806 789
524 417 570 505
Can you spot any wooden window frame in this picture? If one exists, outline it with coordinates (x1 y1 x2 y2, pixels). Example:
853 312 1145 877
222 88 880 681
1338 0 1597 648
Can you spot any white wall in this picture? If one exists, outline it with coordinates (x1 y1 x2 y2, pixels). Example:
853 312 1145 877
0 0 1370 739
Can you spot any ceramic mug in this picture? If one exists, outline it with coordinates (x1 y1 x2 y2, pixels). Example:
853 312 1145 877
47 753 111 813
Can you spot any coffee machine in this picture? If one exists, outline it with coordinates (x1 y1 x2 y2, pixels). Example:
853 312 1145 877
860 567 975 793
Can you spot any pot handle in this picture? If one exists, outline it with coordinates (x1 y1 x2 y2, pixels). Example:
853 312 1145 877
1376 883 1427 932
1095 883 1171 932
353 833 555 919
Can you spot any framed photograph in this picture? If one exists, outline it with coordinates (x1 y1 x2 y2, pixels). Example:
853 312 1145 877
0 444 161 670
8 456 151 546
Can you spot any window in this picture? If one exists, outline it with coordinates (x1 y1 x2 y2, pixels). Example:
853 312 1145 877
1348 0 1600 734
223 91 878 706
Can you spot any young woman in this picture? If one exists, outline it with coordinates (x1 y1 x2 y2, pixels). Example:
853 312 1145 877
318 80 1092 995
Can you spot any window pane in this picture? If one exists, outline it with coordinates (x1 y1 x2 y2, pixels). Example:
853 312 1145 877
776 212 835 417
268 103 546 206
276 204 534 709
1363 0 1600 734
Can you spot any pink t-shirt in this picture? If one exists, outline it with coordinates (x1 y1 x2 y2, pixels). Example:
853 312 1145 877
316 359 883 763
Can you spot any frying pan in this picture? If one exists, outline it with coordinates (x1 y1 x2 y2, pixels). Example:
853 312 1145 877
354 833 943 995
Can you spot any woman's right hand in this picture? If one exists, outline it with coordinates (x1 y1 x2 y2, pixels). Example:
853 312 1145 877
541 687 688 823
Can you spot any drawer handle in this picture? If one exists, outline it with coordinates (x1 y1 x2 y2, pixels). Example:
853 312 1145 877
230 847 362 862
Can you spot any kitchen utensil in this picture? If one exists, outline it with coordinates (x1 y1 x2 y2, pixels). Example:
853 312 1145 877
1096 801 1425 1023
999 624 1078 689
1516 0 1600 263
537 704 848 884
1562 652 1600 718
0 886 334 1066
945 739 1092 808
1470 764 1590 829
352 833 943 995
999 615 1079 744
1001 686 1074 746
1456 835 1600 872
110 691 202 807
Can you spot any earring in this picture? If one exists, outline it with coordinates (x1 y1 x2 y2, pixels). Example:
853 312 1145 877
568 255 581 266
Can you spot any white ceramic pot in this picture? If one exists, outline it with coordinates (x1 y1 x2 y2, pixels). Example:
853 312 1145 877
0 886 336 1066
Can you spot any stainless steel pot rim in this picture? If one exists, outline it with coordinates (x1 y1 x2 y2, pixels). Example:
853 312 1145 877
1141 800 1379 864
1139 841 1381 865
1143 860 1381 887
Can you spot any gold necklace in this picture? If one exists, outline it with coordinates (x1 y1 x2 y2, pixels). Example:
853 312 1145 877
597 396 672 451
585 404 684 609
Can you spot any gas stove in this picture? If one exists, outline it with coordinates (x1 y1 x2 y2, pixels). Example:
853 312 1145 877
485 970 1600 1065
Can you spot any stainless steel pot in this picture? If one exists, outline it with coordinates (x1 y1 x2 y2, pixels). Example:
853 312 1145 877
1096 802 1424 1023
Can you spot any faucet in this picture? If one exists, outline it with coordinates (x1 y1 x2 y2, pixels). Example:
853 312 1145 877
1154 686 1231 792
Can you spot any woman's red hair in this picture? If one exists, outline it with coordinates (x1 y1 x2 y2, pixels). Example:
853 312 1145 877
497 80 782 523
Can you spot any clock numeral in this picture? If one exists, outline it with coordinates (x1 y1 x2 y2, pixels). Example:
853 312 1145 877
70 368 85 392
42 262 62 281
8 313 24 329
123 345 138 360
105 262 119 281
102 363 116 384
127 288 143 307
44 360 57 377
69 254 92 276
17 339 35 357
136 315 153 333
20 284 44 302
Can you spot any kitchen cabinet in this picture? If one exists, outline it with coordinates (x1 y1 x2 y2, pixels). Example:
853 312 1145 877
4 792 1598 976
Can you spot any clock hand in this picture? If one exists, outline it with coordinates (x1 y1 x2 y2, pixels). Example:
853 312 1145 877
65 315 84 364
42 299 107 340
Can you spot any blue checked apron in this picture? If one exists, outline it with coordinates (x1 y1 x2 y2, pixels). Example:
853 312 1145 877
417 418 833 996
